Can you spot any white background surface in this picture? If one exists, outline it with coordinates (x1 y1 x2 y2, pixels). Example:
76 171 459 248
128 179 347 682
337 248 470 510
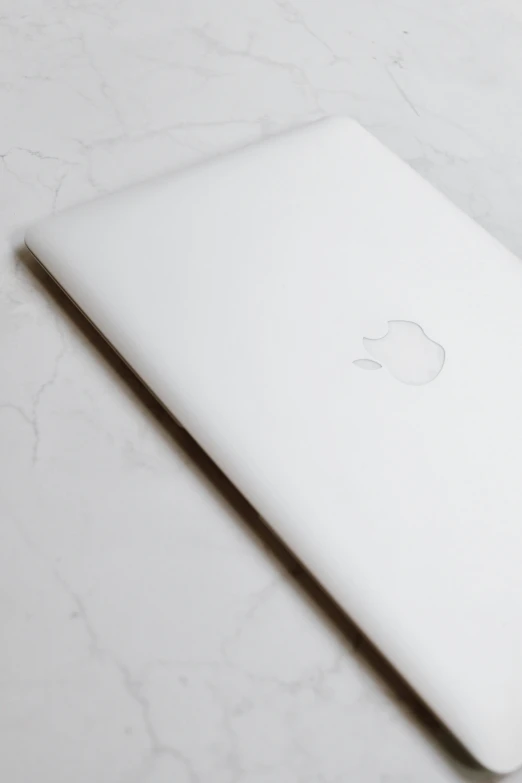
1 2 522 781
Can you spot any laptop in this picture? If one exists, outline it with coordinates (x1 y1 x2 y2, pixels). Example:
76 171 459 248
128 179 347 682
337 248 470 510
25 117 522 773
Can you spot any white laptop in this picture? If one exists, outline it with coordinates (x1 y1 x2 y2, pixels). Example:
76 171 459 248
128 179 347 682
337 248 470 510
25 117 522 773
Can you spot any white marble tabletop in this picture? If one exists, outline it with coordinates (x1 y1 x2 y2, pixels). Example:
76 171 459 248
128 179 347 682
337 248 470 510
2 1 522 781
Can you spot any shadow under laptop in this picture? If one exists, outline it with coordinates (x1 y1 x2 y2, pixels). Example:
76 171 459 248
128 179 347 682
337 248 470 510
18 245 498 782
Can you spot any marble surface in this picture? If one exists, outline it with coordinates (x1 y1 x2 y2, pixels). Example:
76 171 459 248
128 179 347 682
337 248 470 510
2 1 522 781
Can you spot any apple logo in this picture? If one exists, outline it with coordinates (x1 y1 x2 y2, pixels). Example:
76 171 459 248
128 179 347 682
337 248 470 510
353 320 445 386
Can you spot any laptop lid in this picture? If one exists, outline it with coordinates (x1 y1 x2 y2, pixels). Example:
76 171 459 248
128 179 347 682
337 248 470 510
25 117 522 773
